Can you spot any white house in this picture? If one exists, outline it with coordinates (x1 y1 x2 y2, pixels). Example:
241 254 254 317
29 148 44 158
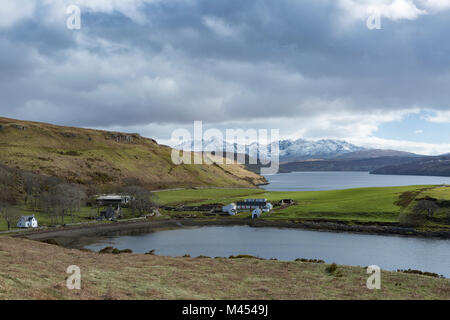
17 215 38 228
252 208 262 219
222 203 237 216
262 203 273 213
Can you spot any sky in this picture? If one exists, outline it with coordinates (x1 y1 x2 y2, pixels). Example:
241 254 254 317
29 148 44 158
1 0 450 155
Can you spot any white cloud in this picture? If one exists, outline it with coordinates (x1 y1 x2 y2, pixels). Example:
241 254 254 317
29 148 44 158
339 0 426 21
339 0 450 23
27 0 162 26
348 136 450 155
203 16 235 37
0 0 35 28
419 0 450 11
2 0 450 155
423 110 450 123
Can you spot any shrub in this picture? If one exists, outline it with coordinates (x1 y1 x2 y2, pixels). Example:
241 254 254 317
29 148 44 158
99 247 132 254
399 212 427 227
397 269 443 278
295 258 325 264
58 150 82 156
229 254 262 260
99 246 114 254
325 263 338 274
41 239 59 246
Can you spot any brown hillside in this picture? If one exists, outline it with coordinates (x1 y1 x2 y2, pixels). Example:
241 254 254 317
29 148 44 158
0 236 448 300
0 117 266 189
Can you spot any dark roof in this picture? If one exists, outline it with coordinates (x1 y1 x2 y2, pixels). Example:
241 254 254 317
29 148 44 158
237 201 266 206
104 207 115 219
21 215 35 221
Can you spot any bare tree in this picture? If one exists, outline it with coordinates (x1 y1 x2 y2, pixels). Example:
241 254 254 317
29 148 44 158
0 168 14 205
0 205 21 231
0 167 13 186
121 185 157 216
23 173 38 206
41 183 86 225
413 200 439 218
0 169 17 230
399 211 427 227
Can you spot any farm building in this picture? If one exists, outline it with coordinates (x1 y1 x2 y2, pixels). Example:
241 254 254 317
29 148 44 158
262 203 273 213
96 195 131 206
252 208 262 219
100 206 122 220
222 203 237 216
17 215 38 228
236 198 273 213
236 198 267 210
279 199 295 206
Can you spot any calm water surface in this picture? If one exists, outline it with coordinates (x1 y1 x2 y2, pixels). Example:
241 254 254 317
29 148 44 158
86 226 450 277
86 171 450 277
262 171 450 191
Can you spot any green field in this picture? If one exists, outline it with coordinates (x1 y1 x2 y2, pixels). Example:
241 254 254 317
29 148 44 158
0 206 138 232
156 185 450 225
2 185 450 232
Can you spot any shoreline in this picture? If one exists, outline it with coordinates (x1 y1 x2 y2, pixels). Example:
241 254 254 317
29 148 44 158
17 217 450 248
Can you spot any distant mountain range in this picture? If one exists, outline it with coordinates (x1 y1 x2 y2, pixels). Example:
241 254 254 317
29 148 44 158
278 139 366 161
332 149 420 160
173 137 450 177
174 137 366 162
275 152 450 177
371 156 450 177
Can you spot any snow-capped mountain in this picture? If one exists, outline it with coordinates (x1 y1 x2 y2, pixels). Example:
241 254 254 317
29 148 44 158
277 139 366 161
173 137 365 162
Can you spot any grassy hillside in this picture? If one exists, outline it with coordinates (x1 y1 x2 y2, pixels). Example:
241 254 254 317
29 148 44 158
0 117 266 189
0 236 448 299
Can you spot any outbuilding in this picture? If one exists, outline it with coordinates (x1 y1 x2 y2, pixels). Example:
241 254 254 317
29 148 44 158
262 203 273 213
252 208 262 219
17 215 38 228
96 194 131 206
222 203 237 216
279 199 295 206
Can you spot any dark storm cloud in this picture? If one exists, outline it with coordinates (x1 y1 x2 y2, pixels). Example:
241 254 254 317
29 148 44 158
1 0 450 129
